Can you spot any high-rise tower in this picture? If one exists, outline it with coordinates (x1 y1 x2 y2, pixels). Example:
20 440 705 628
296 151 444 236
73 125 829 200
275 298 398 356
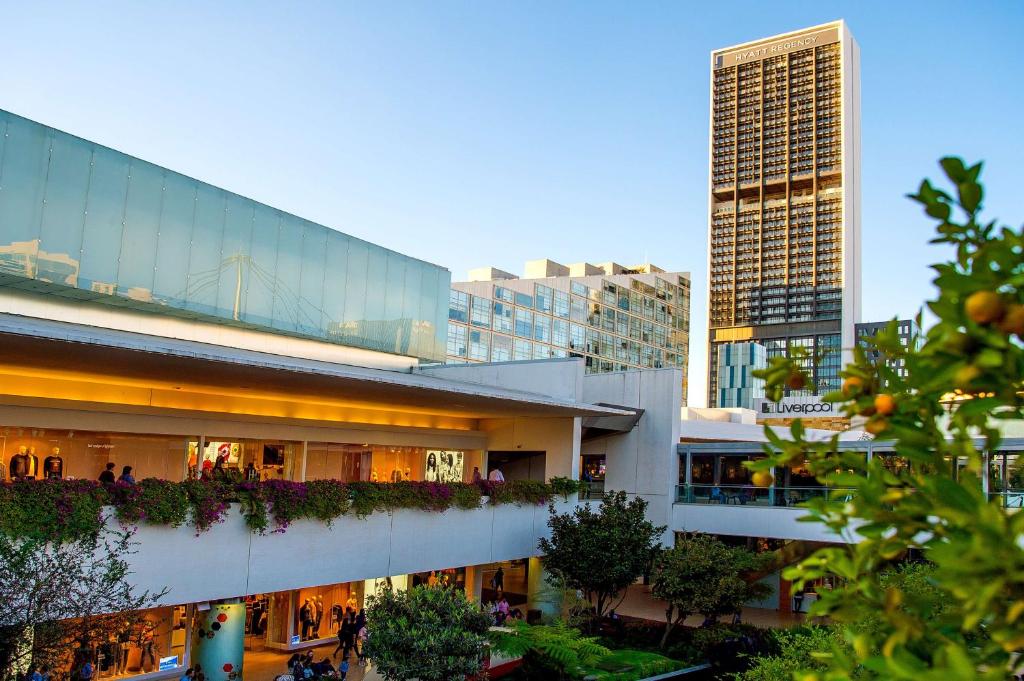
706 21 861 406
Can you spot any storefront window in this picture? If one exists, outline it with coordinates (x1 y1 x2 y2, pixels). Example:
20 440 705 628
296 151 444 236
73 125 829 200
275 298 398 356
0 427 191 482
411 567 466 591
71 605 188 679
193 439 298 481
295 582 364 642
305 443 370 482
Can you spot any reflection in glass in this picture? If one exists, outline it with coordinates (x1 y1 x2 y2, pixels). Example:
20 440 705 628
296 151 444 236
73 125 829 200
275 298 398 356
0 109 448 361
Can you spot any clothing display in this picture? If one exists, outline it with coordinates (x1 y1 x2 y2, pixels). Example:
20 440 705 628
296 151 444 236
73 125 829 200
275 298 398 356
10 447 39 480
44 451 64 479
299 600 313 641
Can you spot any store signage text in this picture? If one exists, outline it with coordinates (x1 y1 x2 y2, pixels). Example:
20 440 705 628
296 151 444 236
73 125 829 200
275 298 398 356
730 34 819 63
755 397 836 416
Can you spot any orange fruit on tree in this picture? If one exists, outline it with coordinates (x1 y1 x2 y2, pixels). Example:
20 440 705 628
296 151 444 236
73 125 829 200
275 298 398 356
751 471 774 488
964 290 1005 324
842 376 864 396
998 303 1024 336
955 365 981 389
874 394 896 416
864 418 888 436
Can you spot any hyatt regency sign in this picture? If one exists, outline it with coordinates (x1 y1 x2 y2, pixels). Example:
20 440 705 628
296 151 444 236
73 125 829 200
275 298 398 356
754 396 837 418
714 27 839 69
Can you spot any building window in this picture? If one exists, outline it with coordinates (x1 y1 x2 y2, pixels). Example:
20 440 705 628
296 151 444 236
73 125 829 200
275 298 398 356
513 338 531 361
533 343 553 360
534 314 551 343
569 323 586 351
470 296 490 328
552 318 569 347
553 290 570 319
535 284 553 313
469 330 489 361
514 308 534 338
449 290 468 323
571 281 588 297
447 325 467 358
494 286 514 303
493 302 513 333
570 297 587 323
515 291 533 308
491 334 512 362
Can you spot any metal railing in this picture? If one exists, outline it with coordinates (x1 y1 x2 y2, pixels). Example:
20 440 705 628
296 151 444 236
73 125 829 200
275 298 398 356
675 484 856 507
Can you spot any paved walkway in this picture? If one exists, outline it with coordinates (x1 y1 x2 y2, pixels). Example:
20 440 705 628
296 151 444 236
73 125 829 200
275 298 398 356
244 644 382 681
614 583 806 629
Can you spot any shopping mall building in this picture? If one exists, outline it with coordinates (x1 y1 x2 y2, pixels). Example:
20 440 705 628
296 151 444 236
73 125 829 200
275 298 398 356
0 109 687 678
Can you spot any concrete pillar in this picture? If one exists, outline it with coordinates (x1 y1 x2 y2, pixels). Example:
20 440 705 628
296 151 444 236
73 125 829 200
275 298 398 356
464 565 484 603
191 603 245 681
526 557 559 623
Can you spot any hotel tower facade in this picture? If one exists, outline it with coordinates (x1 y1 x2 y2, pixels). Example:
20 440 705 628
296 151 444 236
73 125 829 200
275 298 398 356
706 21 861 406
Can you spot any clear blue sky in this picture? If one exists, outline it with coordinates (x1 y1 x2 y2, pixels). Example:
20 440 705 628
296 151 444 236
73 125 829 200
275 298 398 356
1 1 1021 405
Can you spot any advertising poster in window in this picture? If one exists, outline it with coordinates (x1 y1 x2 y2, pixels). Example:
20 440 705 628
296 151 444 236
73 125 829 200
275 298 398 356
425 450 464 483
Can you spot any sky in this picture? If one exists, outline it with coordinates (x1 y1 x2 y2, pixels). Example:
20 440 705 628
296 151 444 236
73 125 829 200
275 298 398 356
0 0 1021 406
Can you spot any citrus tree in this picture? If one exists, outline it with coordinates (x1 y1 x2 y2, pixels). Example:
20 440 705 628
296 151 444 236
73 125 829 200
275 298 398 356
750 158 1024 678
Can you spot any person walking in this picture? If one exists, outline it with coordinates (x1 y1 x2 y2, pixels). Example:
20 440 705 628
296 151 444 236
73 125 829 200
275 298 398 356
337 614 354 659
118 466 136 485
487 467 505 483
99 462 116 484
493 566 505 593
356 623 368 665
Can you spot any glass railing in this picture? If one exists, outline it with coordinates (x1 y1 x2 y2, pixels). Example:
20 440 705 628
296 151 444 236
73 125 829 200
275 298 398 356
675 484 856 507
988 492 1024 509
578 480 606 501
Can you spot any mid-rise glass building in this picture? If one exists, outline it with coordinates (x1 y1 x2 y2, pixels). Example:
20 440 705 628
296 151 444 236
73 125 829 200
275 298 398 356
0 108 450 362
447 259 691 402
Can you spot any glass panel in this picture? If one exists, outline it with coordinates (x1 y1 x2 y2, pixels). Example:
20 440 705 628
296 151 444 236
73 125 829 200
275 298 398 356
514 308 533 338
515 291 533 308
242 203 280 328
37 132 90 287
533 313 550 342
413 263 438 360
362 244 388 349
447 324 467 357
469 329 489 361
216 193 254 320
553 290 570 318
322 232 350 339
183 182 225 315
493 301 513 333
535 284 553 313
297 221 327 336
0 113 48 277
117 159 164 301
470 295 490 328
271 214 304 332
513 338 531 361
383 250 406 323
449 290 468 323
491 334 512 361
152 172 197 309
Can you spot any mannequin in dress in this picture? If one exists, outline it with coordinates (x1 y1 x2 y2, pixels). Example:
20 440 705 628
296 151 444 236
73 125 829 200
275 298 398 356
43 446 64 480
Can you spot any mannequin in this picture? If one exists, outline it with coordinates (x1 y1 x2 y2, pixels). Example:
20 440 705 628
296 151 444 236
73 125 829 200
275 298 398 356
10 446 38 481
370 468 379 483
313 596 323 637
43 446 64 480
26 447 39 479
299 598 313 641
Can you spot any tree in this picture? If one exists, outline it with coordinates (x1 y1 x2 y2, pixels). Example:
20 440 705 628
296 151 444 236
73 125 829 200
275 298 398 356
0 527 164 681
651 534 770 648
363 584 492 681
489 621 610 681
751 158 1024 678
538 491 665 621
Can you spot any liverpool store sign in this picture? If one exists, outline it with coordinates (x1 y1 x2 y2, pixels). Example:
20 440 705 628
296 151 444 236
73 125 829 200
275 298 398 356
754 396 837 417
